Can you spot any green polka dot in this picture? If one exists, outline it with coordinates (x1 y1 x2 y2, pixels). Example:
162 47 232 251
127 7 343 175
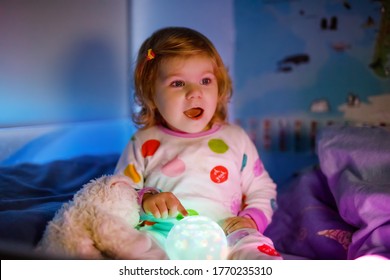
176 209 199 220
208 139 229 154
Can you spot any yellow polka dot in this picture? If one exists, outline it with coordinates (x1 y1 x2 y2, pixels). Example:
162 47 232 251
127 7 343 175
124 164 141 183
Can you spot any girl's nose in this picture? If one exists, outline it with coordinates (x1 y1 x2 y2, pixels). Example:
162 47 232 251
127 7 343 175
185 84 202 99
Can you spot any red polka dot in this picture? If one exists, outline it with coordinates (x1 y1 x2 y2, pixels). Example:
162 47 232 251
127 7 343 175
210 165 229 184
257 244 280 256
141 139 160 158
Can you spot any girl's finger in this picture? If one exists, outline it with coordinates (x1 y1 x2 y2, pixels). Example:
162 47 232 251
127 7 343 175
155 200 168 219
165 194 188 217
145 203 161 219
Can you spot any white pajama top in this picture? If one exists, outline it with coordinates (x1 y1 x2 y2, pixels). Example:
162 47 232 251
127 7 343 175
114 123 277 233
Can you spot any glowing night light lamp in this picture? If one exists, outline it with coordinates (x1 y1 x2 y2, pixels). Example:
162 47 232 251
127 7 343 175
355 254 388 260
166 215 228 260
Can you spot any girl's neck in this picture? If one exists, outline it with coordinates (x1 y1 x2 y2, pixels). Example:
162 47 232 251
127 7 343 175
158 123 222 138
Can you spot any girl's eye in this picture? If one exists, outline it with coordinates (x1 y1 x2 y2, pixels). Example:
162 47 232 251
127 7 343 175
201 78 212 85
170 80 185 87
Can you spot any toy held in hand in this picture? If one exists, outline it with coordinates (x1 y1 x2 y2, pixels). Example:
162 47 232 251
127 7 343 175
140 208 199 232
166 215 228 260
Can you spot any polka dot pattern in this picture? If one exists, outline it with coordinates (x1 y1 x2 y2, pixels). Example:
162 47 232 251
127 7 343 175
257 244 280 256
136 136 263 188
253 158 264 177
161 157 186 177
124 164 141 183
230 194 241 215
125 125 278 260
210 165 229 184
208 139 229 154
241 154 247 171
141 139 160 158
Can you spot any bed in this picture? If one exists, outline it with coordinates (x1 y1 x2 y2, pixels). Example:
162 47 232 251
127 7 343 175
265 125 390 260
1 123 389 259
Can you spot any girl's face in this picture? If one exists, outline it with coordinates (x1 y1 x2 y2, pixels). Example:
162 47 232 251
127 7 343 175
154 55 219 133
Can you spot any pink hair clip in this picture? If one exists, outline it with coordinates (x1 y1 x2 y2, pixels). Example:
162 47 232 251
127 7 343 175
146 48 155 61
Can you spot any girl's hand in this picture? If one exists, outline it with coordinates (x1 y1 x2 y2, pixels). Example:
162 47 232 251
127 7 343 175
142 192 188 219
222 216 257 235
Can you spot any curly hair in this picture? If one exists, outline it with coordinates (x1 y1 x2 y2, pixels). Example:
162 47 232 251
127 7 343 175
132 26 233 129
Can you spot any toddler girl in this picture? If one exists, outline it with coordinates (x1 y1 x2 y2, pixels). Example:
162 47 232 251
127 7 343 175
115 26 282 260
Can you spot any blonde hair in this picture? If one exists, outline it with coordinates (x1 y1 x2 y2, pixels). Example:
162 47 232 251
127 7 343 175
133 26 232 129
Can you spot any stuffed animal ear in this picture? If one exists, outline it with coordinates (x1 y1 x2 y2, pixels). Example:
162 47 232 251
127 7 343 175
107 174 135 189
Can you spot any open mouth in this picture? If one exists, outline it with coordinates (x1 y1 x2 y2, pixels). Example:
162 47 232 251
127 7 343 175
184 107 204 120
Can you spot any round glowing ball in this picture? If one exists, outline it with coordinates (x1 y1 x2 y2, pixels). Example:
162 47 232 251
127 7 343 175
166 216 228 260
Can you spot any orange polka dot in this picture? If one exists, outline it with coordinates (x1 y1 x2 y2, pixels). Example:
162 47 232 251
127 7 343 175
124 164 141 183
141 139 160 157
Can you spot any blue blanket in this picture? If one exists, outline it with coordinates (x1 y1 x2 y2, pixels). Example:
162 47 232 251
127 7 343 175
0 154 119 258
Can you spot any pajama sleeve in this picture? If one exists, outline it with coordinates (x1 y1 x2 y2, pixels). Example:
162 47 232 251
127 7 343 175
238 130 277 233
114 135 145 191
115 133 162 214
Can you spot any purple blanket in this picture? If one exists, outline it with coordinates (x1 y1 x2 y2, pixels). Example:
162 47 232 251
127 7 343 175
266 126 390 259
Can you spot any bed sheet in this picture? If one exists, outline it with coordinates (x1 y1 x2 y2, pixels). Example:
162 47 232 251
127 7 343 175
1 125 389 260
0 154 119 258
266 125 390 259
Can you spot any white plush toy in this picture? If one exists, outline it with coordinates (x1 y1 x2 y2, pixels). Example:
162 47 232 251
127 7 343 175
36 174 166 260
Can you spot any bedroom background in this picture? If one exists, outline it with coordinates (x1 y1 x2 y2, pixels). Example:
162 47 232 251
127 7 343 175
1 0 389 186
